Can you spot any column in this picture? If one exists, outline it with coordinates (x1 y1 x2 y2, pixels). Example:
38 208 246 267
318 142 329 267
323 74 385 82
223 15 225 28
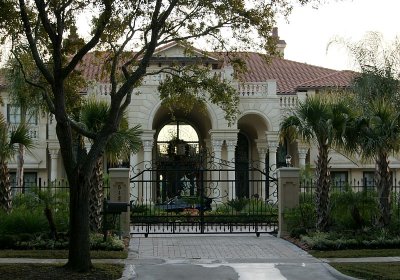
211 139 223 203
297 140 309 168
266 132 279 203
130 152 139 204
226 139 237 200
277 167 300 238
142 139 153 204
140 130 155 204
109 168 131 237
49 148 59 184
256 139 268 201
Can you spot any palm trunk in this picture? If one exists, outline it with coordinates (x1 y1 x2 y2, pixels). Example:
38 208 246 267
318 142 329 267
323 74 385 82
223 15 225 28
89 156 104 232
376 152 392 227
0 161 12 213
315 144 331 231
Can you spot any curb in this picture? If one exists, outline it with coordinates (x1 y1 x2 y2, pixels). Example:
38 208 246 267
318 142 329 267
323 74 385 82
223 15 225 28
118 264 136 280
323 263 360 280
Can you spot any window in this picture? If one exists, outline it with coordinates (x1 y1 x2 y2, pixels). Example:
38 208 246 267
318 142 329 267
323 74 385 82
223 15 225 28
10 172 37 193
157 121 199 157
7 105 38 125
363 171 375 189
331 171 348 189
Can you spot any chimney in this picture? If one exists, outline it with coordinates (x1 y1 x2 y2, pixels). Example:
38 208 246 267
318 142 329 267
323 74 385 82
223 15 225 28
272 27 286 57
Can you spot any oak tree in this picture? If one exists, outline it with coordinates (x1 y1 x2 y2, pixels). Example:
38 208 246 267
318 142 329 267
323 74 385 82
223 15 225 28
1 0 318 272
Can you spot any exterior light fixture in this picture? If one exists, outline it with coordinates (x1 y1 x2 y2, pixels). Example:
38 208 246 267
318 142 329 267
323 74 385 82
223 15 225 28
285 154 292 167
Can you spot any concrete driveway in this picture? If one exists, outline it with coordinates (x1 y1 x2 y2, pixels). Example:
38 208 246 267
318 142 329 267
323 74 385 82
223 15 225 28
121 234 357 280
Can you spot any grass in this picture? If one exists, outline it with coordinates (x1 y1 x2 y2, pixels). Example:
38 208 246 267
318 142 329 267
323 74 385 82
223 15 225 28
310 248 400 258
0 250 128 259
331 262 400 280
0 263 124 280
308 248 400 279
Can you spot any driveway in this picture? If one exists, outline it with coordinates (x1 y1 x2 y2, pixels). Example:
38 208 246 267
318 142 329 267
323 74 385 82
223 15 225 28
122 234 356 280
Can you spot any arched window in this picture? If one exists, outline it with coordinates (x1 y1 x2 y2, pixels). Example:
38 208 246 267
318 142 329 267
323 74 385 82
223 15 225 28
157 121 199 157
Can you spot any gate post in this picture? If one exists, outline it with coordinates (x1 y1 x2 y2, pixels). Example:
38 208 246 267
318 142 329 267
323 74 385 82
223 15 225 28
109 168 130 237
277 167 300 238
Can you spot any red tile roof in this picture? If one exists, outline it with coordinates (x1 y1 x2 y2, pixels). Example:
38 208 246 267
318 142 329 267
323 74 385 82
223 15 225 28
2 49 356 94
298 70 358 90
232 52 350 93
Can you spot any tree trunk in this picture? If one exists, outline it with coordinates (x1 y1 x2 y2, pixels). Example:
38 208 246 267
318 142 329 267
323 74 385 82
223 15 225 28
376 152 392 227
315 144 331 231
0 161 12 213
89 156 104 232
65 170 93 271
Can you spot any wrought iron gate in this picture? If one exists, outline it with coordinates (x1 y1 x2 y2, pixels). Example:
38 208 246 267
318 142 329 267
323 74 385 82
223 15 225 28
129 153 278 236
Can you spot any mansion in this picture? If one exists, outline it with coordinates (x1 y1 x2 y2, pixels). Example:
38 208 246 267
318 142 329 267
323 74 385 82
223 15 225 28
2 32 399 201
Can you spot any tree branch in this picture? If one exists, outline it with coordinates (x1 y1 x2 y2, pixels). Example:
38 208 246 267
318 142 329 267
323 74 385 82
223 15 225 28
63 0 112 78
34 0 57 43
18 0 54 84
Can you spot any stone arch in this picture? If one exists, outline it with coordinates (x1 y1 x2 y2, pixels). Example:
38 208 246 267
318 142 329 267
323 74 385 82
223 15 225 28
237 111 271 140
150 102 213 146
147 100 218 134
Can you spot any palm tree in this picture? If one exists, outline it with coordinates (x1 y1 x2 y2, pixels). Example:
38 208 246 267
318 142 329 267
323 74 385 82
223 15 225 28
280 95 353 231
0 114 33 213
79 100 141 231
5 50 42 192
351 98 400 227
342 33 400 227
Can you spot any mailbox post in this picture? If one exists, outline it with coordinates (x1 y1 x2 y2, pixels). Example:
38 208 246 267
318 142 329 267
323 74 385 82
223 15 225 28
108 168 130 237
103 200 129 240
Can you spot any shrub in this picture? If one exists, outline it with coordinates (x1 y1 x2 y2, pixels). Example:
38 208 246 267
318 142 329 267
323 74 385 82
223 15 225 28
227 198 248 212
90 233 125 251
301 230 400 250
329 189 379 230
284 202 316 236
0 208 48 234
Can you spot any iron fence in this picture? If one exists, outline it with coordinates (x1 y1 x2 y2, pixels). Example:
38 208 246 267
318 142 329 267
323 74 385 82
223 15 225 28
299 178 400 222
9 177 110 209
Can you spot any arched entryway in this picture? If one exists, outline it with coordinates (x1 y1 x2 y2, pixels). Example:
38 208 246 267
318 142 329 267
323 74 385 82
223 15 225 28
155 120 201 202
151 106 212 203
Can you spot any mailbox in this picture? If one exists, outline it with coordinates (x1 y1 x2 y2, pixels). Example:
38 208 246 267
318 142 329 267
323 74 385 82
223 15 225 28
103 200 130 240
104 201 129 214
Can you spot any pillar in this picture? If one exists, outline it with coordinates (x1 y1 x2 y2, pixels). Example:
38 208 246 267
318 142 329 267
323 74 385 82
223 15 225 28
211 139 223 203
256 139 268 200
297 140 309 168
226 139 237 200
267 138 279 202
277 167 300 238
130 152 139 204
142 138 154 204
109 168 130 237
48 148 59 184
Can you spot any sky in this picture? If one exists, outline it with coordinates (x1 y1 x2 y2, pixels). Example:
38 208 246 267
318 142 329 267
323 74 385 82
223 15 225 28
276 0 400 70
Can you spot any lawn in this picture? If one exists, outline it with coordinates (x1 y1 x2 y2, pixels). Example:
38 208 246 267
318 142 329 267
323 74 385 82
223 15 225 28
310 248 400 258
331 263 400 280
0 263 124 280
0 249 128 259
307 248 400 280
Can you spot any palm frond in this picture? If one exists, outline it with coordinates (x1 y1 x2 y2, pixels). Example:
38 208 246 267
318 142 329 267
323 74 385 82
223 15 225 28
79 99 110 133
106 125 142 164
